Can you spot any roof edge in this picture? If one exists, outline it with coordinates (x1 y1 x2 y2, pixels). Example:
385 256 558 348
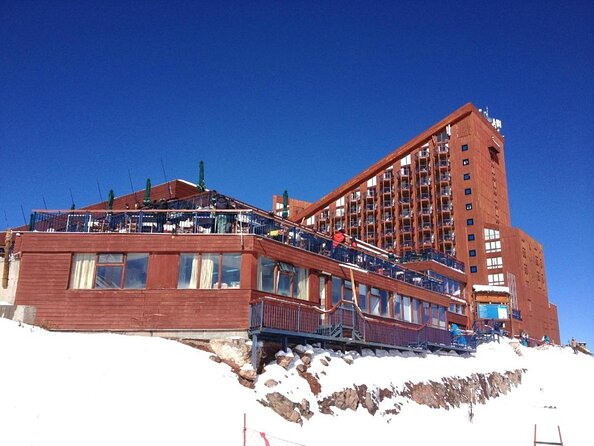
291 103 477 222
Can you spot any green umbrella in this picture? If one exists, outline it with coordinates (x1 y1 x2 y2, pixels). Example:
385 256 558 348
197 161 206 192
107 189 115 210
143 178 152 206
282 190 289 219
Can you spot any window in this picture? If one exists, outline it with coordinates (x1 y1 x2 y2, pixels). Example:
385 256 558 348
179 253 242 289
484 228 501 240
463 173 471 180
331 276 342 305
402 296 412 322
470 266 478 273
178 254 199 288
412 299 420 324
465 203 472 210
70 253 148 290
487 257 503 269
358 284 367 311
485 240 502 253
488 273 505 285
462 144 469 151
464 188 472 195
462 158 470 166
467 218 474 226
469 249 476 257
258 256 307 299
394 294 402 320
468 234 475 241
370 287 381 316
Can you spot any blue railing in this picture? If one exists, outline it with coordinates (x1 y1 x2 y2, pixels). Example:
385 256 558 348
250 297 474 352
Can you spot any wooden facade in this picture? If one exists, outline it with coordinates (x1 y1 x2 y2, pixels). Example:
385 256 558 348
13 229 466 337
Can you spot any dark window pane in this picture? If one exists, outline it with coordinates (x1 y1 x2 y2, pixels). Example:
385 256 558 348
178 254 198 289
96 266 123 288
221 253 241 288
258 256 275 293
124 253 148 289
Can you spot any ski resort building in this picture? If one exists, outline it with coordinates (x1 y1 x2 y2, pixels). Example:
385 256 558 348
289 103 559 343
0 103 559 349
1 182 475 356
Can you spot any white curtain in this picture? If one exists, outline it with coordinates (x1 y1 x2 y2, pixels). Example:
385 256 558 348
199 254 217 289
189 254 199 288
69 253 96 289
296 267 308 300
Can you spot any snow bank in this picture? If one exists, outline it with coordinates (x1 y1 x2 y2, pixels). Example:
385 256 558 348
1 318 592 446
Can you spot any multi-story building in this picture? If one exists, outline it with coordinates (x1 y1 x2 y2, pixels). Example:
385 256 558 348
291 103 559 343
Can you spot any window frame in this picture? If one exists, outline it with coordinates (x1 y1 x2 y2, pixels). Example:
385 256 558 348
178 252 242 290
462 158 470 166
70 252 149 290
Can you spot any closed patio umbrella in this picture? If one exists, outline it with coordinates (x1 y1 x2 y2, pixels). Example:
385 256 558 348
143 179 152 206
282 190 289 219
107 189 115 210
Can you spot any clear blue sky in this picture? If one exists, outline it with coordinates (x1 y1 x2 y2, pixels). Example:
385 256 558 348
2 1 593 346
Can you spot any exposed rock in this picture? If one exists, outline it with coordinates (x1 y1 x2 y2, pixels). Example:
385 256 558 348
264 379 278 388
301 355 312 366
296 363 308 374
378 387 394 402
355 384 378 415
334 388 359 411
260 393 303 425
319 358 329 367
238 367 257 381
275 352 294 370
297 369 322 395
208 354 221 363
209 338 252 370
238 377 255 389
342 355 354 365
510 341 523 356
298 399 314 420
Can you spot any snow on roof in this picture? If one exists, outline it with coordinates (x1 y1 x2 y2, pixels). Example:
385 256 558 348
175 178 198 187
473 284 510 293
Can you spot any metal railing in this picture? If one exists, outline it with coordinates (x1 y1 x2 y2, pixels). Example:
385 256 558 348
28 198 464 290
250 297 474 351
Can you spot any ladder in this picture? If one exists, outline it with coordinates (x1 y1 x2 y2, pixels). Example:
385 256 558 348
534 425 563 446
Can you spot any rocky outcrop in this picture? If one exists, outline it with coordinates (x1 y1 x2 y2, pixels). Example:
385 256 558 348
258 393 313 425
209 338 252 370
399 369 526 409
318 384 378 415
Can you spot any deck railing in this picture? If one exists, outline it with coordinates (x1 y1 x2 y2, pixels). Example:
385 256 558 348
250 297 474 351
27 203 463 294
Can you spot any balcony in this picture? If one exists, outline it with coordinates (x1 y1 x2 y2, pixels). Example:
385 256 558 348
418 150 430 159
436 144 449 154
400 226 412 233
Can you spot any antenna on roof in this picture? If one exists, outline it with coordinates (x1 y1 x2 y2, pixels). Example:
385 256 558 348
128 169 139 206
160 158 173 199
96 179 104 202
20 205 27 226
42 195 48 210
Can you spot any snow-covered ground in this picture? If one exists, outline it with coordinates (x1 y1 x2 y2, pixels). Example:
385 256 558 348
1 317 592 446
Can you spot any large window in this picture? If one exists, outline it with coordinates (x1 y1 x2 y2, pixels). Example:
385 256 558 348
484 228 500 240
257 256 307 299
488 273 505 286
70 253 148 289
486 257 503 270
178 253 241 289
485 240 502 253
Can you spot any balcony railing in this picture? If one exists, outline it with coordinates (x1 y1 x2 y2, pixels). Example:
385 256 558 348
250 297 474 351
29 200 464 287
